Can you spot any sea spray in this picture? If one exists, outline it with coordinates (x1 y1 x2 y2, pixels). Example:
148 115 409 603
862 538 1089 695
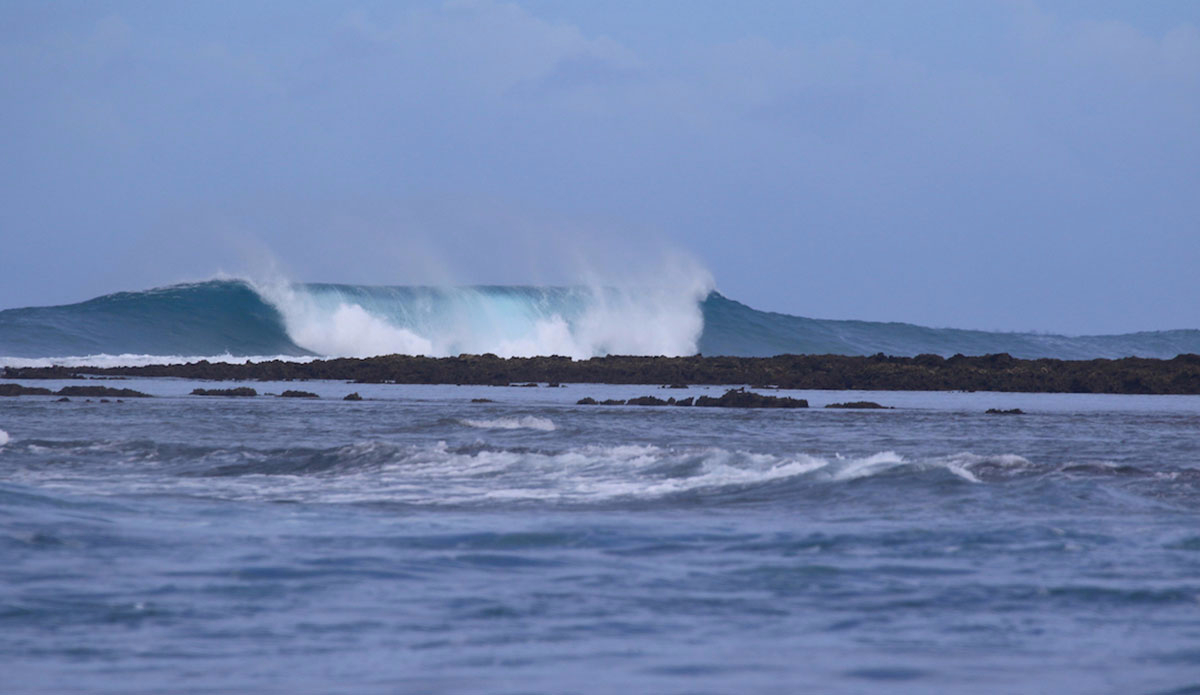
249 257 713 359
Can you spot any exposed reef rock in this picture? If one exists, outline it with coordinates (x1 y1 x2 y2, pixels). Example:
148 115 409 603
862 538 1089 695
986 408 1025 415
1 383 150 398
344 392 363 401
57 386 152 398
578 389 807 408
626 396 670 406
6 351 1200 394
693 389 808 408
192 387 257 397
279 390 319 398
825 401 890 409
0 384 54 396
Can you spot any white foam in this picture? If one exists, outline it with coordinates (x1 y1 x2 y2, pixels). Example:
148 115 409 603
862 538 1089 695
461 416 557 431
0 429 9 447
248 256 713 359
8 442 1006 505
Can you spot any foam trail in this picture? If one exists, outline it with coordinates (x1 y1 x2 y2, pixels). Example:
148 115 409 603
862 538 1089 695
0 430 9 447
461 416 557 431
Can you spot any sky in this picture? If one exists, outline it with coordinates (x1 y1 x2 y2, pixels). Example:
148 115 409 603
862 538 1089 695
1 0 1197 335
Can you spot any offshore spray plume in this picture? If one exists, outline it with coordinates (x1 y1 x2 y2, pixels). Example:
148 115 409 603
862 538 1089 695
247 251 715 359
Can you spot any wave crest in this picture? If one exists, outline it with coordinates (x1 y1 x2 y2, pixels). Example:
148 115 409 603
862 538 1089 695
252 259 713 359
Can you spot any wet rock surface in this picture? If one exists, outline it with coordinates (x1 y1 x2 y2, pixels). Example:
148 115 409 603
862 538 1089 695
6 351 1200 394
191 387 258 397
578 389 808 408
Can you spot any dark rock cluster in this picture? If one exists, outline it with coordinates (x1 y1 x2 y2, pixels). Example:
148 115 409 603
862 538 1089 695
191 387 258 397
5 351 1200 394
1 383 150 398
578 388 808 408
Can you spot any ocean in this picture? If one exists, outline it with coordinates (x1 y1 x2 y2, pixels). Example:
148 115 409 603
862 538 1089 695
3 281 1200 693
2 379 1200 694
3 280 1200 364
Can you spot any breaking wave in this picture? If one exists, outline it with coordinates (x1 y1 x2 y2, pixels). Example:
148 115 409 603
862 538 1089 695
3 274 1200 364
0 439 1071 507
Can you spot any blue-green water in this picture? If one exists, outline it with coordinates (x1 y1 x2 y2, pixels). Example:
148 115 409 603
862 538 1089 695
3 280 1200 361
3 381 1199 693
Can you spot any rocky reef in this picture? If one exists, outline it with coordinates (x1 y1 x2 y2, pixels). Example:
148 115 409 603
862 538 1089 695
5 352 1200 394
577 389 808 408
1 383 151 398
191 387 258 397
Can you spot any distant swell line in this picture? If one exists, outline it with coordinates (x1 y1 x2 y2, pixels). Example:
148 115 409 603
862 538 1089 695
3 276 1200 363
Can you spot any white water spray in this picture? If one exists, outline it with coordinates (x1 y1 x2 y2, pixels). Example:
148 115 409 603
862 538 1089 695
250 255 714 359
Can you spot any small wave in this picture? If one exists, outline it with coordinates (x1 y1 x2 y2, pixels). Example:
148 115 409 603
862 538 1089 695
460 417 557 432
6 441 1008 506
0 429 9 447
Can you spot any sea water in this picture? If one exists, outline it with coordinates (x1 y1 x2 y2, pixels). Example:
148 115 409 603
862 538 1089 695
5 279 1200 361
2 381 1200 693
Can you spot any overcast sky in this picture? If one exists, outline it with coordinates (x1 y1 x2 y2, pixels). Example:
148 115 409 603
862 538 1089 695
2 1 1197 334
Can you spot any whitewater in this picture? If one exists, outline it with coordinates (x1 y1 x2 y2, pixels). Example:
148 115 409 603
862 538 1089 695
3 277 1200 365
3 380 1200 693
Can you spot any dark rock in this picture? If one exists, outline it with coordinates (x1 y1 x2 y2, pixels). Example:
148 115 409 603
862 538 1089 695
471 398 495 403
825 401 890 409
100 399 110 403
546 383 561 388
600 399 626 406
56 396 71 402
57 386 151 398
0 383 54 397
576 397 598 405
694 388 808 409
510 382 539 388
191 387 257 397
626 396 669 406
986 408 1024 415
279 390 319 398
344 392 363 401
8 351 1200 395
663 383 689 389
674 397 694 406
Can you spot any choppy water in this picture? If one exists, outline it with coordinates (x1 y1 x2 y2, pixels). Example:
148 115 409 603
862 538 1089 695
3 381 1200 693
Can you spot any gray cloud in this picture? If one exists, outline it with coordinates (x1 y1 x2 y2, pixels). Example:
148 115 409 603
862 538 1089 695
1 1 1197 333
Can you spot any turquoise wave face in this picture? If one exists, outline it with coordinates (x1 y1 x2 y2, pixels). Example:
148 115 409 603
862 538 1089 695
2 280 1199 361
696 293 1200 359
0 281 307 359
